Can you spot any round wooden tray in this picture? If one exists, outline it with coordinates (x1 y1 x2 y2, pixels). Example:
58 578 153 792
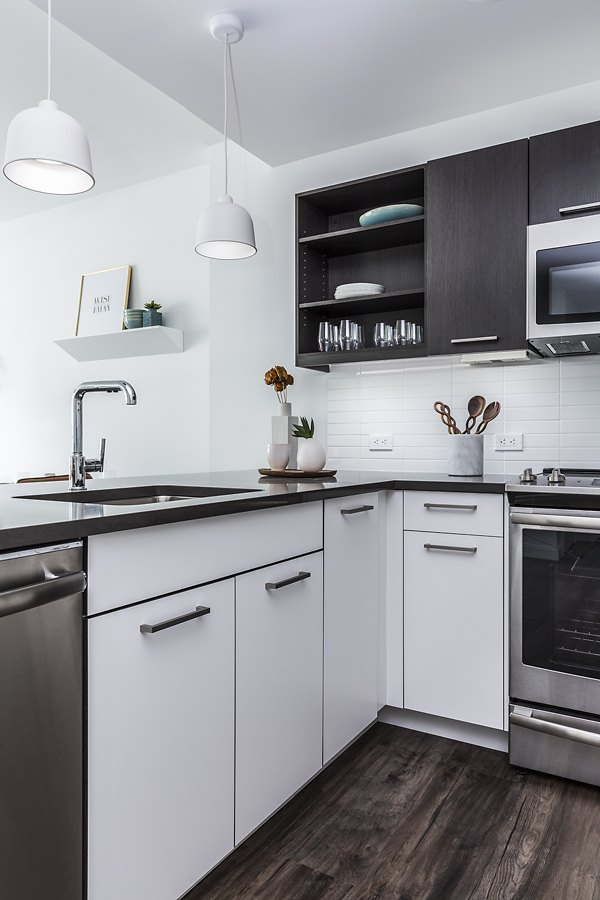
258 468 337 478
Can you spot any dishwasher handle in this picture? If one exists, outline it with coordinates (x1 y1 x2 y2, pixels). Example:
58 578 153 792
0 571 86 619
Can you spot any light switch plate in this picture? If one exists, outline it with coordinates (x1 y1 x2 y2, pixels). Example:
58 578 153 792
494 433 523 451
369 434 393 451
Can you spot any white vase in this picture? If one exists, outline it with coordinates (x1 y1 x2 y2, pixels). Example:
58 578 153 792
297 437 326 473
448 434 484 476
272 402 298 467
267 443 291 471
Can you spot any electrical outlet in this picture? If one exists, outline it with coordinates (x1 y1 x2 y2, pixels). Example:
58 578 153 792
369 434 393 451
494 433 523 451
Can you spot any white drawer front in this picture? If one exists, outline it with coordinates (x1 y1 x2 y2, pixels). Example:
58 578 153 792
404 491 503 537
88 502 323 615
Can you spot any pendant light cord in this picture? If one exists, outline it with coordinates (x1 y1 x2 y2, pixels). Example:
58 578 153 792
223 35 229 197
47 0 52 100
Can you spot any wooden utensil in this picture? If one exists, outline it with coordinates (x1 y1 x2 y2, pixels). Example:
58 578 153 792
433 401 460 434
475 401 501 434
464 395 486 434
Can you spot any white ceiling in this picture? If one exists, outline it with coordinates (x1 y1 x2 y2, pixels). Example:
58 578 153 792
26 0 600 167
0 0 220 222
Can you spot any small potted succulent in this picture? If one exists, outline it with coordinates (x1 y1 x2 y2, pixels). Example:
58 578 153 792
143 301 163 327
292 416 326 473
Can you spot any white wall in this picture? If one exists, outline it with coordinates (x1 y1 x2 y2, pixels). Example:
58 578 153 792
0 165 210 480
207 79 600 473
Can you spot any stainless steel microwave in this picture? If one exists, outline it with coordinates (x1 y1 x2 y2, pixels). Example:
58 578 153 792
527 214 600 357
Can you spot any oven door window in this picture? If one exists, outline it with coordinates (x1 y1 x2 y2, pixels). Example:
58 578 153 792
523 528 600 679
535 241 600 324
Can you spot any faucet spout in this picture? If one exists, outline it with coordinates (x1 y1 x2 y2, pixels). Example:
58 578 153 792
70 380 137 490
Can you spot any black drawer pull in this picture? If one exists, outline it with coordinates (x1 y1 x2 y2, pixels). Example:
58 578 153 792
265 572 311 590
424 543 477 554
140 605 211 634
423 502 477 511
340 505 374 516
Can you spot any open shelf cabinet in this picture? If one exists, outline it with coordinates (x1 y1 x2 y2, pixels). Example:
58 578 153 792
296 164 426 370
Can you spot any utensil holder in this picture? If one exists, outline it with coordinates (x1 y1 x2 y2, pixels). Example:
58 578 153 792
448 434 484 476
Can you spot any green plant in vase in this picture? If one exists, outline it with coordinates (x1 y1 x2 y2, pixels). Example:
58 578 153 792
143 301 163 327
292 417 326 473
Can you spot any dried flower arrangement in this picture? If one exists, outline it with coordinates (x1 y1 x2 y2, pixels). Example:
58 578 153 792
264 365 294 404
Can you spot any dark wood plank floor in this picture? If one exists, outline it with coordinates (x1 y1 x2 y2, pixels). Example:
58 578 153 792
187 723 600 900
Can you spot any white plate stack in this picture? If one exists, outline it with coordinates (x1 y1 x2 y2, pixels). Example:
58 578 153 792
334 282 385 299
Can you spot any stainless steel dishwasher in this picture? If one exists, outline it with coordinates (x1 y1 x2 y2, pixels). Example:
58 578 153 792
0 542 86 900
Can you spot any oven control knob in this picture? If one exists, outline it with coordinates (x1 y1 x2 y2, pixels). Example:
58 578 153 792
547 468 566 486
519 468 537 484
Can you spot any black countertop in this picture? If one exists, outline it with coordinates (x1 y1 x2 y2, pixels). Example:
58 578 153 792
0 470 510 551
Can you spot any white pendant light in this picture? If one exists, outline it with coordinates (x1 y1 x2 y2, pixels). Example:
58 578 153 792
195 13 256 260
3 0 94 195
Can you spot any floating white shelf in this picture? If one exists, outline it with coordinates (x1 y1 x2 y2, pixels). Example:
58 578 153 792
54 326 184 362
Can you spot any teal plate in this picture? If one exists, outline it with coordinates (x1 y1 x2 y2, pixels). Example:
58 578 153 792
359 203 424 227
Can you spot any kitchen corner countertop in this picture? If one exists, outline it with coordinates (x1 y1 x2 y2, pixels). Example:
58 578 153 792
0 470 510 551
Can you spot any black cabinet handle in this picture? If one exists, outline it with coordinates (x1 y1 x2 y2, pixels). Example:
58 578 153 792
265 571 311 591
450 335 498 344
423 502 477 511
559 201 600 216
340 505 374 516
424 543 477 554
140 605 211 634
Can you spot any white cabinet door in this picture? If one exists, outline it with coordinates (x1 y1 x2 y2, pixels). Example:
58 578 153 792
404 531 504 730
235 552 323 844
88 581 235 900
323 493 379 764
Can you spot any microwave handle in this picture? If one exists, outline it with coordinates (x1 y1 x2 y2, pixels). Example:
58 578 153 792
559 201 600 216
510 511 600 531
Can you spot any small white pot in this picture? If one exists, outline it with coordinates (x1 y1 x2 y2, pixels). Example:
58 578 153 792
267 443 291 471
297 437 326 473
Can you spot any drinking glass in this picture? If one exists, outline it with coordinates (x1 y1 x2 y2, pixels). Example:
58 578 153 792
394 319 410 346
356 324 365 349
340 319 353 351
374 323 387 348
385 324 394 347
332 324 341 351
414 324 424 344
318 320 333 352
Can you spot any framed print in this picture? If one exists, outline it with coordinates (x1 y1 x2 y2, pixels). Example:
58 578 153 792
75 265 131 336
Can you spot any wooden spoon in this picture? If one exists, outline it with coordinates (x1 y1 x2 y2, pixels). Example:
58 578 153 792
464 395 486 434
433 401 460 435
475 401 501 434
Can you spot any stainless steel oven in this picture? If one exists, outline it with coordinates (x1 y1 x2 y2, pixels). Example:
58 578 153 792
527 215 600 357
510 504 600 785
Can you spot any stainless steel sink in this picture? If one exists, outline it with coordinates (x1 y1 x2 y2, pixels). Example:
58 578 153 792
15 485 259 505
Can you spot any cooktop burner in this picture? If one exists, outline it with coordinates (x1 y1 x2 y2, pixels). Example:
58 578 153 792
508 467 600 495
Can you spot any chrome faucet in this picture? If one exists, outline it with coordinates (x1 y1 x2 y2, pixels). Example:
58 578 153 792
70 381 137 490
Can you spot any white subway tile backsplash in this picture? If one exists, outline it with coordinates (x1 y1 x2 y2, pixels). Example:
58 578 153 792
326 355 600 475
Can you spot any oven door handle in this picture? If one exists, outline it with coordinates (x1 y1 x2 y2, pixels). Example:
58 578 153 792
510 511 600 531
510 710 600 749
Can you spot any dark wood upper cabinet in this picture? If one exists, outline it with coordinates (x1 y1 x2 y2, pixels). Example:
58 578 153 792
425 140 529 357
529 120 600 224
